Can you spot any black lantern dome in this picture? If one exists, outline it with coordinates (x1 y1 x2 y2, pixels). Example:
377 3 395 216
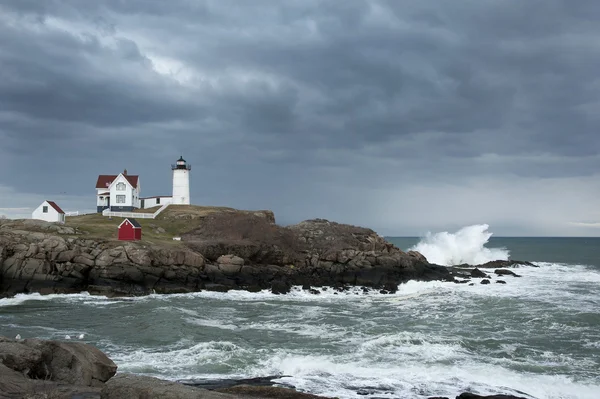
172 156 191 170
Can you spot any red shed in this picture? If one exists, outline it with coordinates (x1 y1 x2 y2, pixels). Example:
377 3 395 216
117 218 142 241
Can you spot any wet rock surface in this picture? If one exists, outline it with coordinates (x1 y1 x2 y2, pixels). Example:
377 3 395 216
447 259 533 286
494 269 522 277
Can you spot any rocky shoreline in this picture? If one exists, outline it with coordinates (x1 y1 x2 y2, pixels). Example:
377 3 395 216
0 336 529 399
0 211 531 299
1 210 535 398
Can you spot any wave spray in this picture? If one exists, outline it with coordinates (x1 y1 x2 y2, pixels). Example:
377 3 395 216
410 224 509 266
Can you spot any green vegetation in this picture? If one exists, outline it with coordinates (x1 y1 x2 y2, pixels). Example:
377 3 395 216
65 205 240 244
132 206 161 213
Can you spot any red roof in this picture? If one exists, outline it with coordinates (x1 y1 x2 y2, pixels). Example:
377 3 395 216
96 174 139 189
46 201 65 214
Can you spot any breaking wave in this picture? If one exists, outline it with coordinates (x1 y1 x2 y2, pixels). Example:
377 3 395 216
410 224 509 266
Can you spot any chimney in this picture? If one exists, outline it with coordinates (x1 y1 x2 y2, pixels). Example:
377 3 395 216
123 169 128 176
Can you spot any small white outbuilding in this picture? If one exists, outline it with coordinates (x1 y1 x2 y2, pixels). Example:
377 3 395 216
32 200 66 224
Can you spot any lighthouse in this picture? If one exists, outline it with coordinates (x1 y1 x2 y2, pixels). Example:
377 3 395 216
171 156 191 205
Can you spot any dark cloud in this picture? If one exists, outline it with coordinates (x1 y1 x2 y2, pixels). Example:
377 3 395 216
1 0 599 235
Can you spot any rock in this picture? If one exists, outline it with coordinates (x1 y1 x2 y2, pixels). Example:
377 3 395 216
383 282 398 293
0 363 32 395
475 260 535 268
0 336 116 398
271 280 291 295
470 268 488 278
25 338 116 386
217 255 245 266
481 279 491 285
0 338 43 372
406 250 428 262
101 374 234 399
218 263 242 275
218 385 329 398
0 209 456 298
183 375 293 391
496 280 506 284
495 269 521 277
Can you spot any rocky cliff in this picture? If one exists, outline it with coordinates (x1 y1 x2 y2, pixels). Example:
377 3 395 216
0 210 453 298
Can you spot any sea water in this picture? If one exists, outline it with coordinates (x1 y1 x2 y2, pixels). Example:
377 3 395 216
1 226 599 399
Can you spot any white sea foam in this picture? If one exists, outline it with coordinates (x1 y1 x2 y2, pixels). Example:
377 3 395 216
105 323 600 398
410 224 509 266
240 321 349 339
0 292 94 307
185 318 239 331
357 331 467 363
112 341 247 377
257 350 599 399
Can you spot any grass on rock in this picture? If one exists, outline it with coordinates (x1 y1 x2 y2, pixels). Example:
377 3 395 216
65 205 241 244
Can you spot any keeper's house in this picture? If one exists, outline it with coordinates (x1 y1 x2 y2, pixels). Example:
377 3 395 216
96 170 141 213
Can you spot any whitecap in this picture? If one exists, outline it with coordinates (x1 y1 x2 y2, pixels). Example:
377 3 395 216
410 224 509 266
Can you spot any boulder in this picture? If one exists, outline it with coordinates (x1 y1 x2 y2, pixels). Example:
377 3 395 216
0 338 43 372
20 338 116 386
270 280 291 295
407 250 428 263
217 255 245 266
494 269 521 277
475 260 535 268
101 374 235 399
0 336 116 398
0 363 55 398
470 268 488 278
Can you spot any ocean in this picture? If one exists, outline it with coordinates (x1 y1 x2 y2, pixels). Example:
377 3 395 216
1 225 599 399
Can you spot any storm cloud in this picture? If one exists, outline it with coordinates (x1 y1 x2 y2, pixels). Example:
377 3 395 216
1 0 599 236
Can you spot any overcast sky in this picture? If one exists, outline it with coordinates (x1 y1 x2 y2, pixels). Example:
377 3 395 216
1 0 599 236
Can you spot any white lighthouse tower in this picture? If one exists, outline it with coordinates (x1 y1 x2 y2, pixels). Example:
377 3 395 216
171 156 191 205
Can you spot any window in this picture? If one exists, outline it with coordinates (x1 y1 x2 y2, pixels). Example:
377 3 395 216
116 182 126 191
42 206 48 213
116 195 126 204
156 197 161 204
